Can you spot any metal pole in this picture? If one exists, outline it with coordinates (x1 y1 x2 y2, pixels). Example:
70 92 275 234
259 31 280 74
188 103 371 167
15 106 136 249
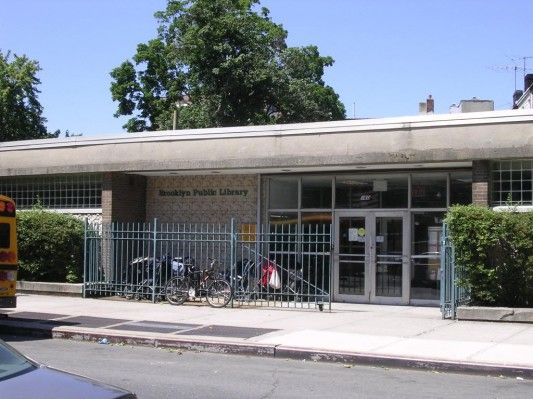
83 218 88 298
152 218 158 303
329 222 333 312
440 223 447 319
230 218 236 308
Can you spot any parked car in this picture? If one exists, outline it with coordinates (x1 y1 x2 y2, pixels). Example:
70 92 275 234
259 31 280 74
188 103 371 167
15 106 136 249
0 338 136 399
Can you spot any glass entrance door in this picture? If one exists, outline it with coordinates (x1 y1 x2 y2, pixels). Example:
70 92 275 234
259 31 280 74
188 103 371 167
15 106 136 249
336 215 368 300
334 211 409 304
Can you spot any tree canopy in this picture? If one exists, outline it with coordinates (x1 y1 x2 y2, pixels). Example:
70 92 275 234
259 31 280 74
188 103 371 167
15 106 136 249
110 0 346 132
0 51 58 142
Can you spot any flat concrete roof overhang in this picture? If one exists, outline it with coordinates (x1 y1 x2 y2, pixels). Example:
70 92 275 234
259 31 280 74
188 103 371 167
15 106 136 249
1 109 532 177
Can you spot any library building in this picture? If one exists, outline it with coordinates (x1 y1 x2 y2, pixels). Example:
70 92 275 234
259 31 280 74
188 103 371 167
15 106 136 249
1 108 532 305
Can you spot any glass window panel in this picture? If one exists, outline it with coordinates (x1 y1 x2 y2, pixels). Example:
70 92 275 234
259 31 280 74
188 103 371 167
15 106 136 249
0 174 102 209
411 212 444 300
375 217 403 297
338 216 366 295
412 213 445 256
269 178 298 209
301 177 332 209
335 176 407 209
300 212 332 226
411 174 447 208
450 172 472 205
268 212 298 253
0 223 10 248
301 212 331 254
492 159 533 206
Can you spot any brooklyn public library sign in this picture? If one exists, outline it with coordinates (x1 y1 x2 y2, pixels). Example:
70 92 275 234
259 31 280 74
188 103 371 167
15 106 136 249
158 188 249 198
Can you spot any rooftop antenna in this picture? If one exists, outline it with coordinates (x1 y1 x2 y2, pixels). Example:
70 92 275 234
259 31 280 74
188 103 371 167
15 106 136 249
488 56 533 90
512 56 533 81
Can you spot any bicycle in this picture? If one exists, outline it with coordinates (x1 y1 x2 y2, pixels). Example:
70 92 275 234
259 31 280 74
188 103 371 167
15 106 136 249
165 258 232 308
122 255 169 301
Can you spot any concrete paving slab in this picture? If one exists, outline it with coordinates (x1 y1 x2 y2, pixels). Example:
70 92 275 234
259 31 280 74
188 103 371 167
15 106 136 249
414 320 531 343
325 317 453 338
500 327 533 345
373 338 495 363
258 330 401 353
470 343 533 368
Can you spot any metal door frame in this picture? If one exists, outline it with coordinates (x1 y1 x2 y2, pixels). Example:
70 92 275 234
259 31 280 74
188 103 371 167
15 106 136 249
333 210 410 304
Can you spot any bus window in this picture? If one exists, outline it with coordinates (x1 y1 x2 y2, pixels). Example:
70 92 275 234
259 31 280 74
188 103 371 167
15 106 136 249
0 223 10 248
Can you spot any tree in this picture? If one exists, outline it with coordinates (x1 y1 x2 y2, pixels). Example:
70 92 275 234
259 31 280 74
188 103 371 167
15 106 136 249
110 0 345 132
0 51 58 142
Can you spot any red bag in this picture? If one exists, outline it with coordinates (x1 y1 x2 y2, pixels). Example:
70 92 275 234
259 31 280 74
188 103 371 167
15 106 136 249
260 260 276 288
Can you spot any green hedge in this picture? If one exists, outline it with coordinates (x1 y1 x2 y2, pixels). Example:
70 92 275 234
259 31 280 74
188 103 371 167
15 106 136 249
446 205 533 307
16 209 84 283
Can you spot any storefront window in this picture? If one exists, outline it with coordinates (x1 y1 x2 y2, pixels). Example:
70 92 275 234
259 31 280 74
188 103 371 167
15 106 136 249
269 178 298 209
301 178 332 209
411 174 447 208
450 172 472 205
410 212 444 300
492 160 533 206
335 176 407 209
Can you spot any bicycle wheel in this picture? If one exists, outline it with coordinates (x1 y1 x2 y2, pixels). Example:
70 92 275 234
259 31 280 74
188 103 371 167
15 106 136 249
206 279 232 308
165 277 189 305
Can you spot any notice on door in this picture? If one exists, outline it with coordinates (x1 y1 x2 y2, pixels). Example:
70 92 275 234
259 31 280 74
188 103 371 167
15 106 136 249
348 228 366 242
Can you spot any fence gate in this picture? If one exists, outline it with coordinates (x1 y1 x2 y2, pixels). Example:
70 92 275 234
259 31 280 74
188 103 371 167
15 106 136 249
84 219 332 311
440 223 469 319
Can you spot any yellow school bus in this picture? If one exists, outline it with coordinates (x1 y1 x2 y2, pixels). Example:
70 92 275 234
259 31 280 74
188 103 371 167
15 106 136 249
0 195 17 308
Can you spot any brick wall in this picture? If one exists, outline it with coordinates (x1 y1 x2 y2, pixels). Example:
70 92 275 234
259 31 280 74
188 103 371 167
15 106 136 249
146 174 258 225
472 160 490 206
102 172 147 223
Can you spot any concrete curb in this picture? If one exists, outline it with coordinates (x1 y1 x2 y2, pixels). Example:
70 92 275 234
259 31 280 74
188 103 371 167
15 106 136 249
16 282 83 297
1 321 532 379
275 347 533 379
457 306 533 323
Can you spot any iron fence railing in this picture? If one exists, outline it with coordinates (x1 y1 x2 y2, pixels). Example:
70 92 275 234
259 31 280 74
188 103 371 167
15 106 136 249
440 222 470 319
84 219 331 310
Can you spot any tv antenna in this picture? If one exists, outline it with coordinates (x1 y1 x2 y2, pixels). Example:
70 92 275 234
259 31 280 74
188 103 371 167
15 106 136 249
488 56 533 90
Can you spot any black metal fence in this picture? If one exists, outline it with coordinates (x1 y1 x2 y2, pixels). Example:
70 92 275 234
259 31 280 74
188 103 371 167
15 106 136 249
84 219 331 310
440 223 470 319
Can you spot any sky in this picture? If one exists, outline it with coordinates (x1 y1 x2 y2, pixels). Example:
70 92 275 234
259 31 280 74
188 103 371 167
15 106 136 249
1 0 532 136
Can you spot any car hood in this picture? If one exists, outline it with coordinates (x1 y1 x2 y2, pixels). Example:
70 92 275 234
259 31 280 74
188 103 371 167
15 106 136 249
1 366 135 399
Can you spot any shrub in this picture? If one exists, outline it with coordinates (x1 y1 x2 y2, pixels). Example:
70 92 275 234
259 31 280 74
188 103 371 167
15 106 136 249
16 209 85 283
446 205 533 307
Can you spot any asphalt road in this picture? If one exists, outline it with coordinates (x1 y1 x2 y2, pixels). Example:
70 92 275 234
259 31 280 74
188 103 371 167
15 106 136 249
2 335 532 399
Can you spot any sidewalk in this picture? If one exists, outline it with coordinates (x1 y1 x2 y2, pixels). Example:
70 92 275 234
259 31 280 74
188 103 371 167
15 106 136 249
2 294 533 378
